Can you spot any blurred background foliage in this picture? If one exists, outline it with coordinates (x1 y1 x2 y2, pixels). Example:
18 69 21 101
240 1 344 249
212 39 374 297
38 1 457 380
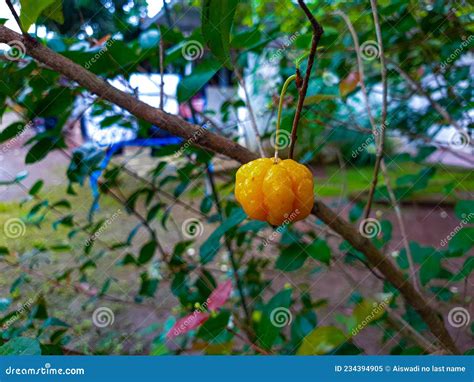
0 0 472 355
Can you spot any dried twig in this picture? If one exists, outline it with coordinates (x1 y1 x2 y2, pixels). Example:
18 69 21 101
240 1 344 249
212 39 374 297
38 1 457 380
363 0 388 219
289 0 324 159
158 26 165 110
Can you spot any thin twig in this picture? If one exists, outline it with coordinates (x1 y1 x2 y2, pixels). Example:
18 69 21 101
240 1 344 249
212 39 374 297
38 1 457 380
233 65 265 157
363 0 388 219
380 161 421 293
289 0 324 159
333 11 377 133
333 10 380 218
158 26 165 110
334 7 420 293
226 327 271 355
5 0 26 35
206 166 253 334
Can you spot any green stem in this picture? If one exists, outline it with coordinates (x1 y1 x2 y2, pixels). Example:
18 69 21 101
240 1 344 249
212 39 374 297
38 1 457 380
275 74 297 162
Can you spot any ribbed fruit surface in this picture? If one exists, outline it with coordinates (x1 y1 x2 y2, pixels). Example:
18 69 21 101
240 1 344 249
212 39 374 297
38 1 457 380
235 158 314 226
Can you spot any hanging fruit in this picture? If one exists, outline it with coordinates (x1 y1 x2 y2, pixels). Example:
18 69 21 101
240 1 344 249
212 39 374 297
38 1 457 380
235 74 314 226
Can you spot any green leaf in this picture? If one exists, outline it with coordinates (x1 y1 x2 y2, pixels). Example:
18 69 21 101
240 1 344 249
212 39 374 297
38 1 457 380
449 227 474 253
202 0 239 67
257 288 292 349
200 195 213 214
197 311 230 342
0 338 41 355
139 272 159 297
177 59 221 103
42 0 64 24
351 297 388 335
454 200 474 221
297 326 346 355
419 252 442 286
307 239 331 265
200 208 246 264
19 0 61 31
138 241 156 265
276 244 308 271
0 122 26 143
29 180 44 196
25 138 57 164
42 317 70 329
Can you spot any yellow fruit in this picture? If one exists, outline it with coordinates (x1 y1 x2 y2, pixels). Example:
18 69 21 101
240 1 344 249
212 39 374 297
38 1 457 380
235 158 314 226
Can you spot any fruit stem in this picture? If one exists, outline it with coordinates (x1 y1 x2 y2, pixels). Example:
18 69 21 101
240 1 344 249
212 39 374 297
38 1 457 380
295 52 310 69
275 74 297 163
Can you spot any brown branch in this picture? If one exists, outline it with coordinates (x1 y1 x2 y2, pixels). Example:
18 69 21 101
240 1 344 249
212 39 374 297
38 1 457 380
335 6 421 296
158 26 165 110
0 27 255 165
0 25 459 354
311 201 458 354
289 0 324 159
363 0 387 219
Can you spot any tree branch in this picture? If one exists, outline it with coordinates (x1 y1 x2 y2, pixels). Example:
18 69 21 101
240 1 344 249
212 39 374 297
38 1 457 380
364 0 388 219
288 0 324 159
0 25 458 354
